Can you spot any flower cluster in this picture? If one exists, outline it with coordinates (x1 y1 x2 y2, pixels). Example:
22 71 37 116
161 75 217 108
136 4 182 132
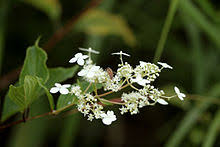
50 47 186 125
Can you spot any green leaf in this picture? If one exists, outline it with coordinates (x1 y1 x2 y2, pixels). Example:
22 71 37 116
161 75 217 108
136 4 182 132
1 82 21 122
202 109 220 147
45 66 79 89
56 94 77 110
76 9 136 47
37 78 54 111
20 0 61 21
9 76 41 112
19 39 49 85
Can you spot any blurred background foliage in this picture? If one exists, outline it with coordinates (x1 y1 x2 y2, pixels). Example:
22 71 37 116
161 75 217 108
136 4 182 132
0 0 220 146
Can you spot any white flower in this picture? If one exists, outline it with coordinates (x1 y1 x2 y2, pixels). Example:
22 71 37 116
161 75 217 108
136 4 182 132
111 51 130 57
101 111 117 125
69 53 88 66
132 74 150 86
158 62 173 69
78 65 100 78
157 98 168 105
174 86 186 101
79 47 100 54
50 83 71 95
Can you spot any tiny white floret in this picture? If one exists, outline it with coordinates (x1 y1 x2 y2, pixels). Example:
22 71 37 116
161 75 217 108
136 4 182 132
157 98 168 105
111 51 130 57
69 53 88 66
174 86 186 101
79 47 100 54
50 83 71 95
101 111 117 125
158 62 173 69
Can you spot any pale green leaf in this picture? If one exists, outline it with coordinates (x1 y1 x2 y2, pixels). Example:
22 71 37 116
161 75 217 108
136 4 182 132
76 9 136 47
19 39 49 85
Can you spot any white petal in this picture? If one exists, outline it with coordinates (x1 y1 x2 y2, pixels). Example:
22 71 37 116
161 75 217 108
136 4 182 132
77 58 85 66
78 69 87 76
82 55 89 59
75 53 82 58
55 83 61 87
69 57 77 63
180 93 186 98
157 98 168 105
50 87 60 93
63 84 71 88
59 87 69 95
178 95 184 101
174 86 180 94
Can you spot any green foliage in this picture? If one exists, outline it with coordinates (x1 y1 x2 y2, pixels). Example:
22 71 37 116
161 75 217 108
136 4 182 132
19 39 49 85
56 93 77 110
76 9 136 47
9 76 41 112
20 0 61 21
1 40 79 121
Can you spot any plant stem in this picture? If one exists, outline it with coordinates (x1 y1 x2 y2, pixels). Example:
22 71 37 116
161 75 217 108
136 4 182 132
153 0 180 63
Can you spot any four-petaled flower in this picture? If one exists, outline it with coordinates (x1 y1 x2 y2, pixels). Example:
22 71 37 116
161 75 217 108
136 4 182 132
50 83 71 95
79 47 100 54
132 74 150 86
69 53 88 66
101 111 117 125
111 51 130 57
158 62 173 69
174 86 186 100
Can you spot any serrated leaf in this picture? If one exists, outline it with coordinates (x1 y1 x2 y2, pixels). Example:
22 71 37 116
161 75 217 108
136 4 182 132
56 94 77 110
20 0 61 21
45 66 79 89
19 39 49 85
76 9 136 47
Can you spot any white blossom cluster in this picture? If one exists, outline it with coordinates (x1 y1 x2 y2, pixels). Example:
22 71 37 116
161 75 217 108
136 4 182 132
50 47 186 125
